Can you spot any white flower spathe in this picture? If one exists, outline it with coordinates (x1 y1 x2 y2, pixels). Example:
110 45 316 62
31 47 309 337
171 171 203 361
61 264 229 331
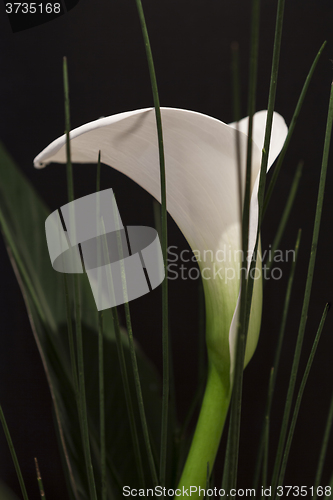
34 107 287 386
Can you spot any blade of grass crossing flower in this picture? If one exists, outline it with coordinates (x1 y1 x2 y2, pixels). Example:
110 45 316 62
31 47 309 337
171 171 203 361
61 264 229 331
257 0 285 226
96 153 107 500
133 0 169 485
63 57 98 500
0 406 29 500
264 163 303 278
231 0 286 491
314 384 333 500
34 458 46 499
263 41 327 219
62 274 79 400
271 81 333 496
222 0 260 493
110 201 159 486
277 303 330 489
99 216 146 488
63 57 74 203
253 230 301 491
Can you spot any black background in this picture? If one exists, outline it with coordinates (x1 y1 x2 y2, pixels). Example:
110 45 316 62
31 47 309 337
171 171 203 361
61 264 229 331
1 0 333 498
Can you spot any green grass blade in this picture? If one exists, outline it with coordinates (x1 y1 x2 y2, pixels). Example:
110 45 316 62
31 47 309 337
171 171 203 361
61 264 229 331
109 204 159 486
63 57 75 203
314 384 333 500
62 274 79 401
222 0 260 492
227 0 286 491
277 303 329 488
63 56 98 500
230 41 243 224
34 458 46 499
268 229 301 407
111 304 146 488
134 0 169 485
98 216 146 488
0 405 29 500
264 162 303 277
257 0 285 227
96 153 107 500
124 300 159 485
254 229 301 491
98 309 106 500
271 80 333 496
263 42 327 218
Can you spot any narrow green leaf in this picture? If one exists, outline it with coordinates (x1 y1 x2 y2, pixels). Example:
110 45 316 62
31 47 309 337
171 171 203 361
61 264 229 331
271 80 333 496
264 162 303 277
34 458 46 500
254 230 301 490
230 41 243 226
95 152 107 500
263 41 327 218
0 140 162 497
0 406 29 500
133 0 169 484
100 215 146 488
98 310 107 500
124 300 159 486
63 56 98 500
109 205 158 486
63 273 79 402
277 303 329 487
222 0 261 492
257 0 285 228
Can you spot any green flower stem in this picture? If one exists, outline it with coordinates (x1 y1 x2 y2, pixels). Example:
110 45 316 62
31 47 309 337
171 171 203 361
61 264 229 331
177 364 230 497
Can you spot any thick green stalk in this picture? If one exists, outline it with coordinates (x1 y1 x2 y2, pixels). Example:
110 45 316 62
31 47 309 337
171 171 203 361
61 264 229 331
177 364 230 497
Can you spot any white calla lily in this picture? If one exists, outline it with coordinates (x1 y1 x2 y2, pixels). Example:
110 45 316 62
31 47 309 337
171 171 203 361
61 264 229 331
34 107 287 491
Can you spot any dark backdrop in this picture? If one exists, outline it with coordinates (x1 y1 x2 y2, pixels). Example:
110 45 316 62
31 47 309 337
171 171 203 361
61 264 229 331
1 0 333 498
